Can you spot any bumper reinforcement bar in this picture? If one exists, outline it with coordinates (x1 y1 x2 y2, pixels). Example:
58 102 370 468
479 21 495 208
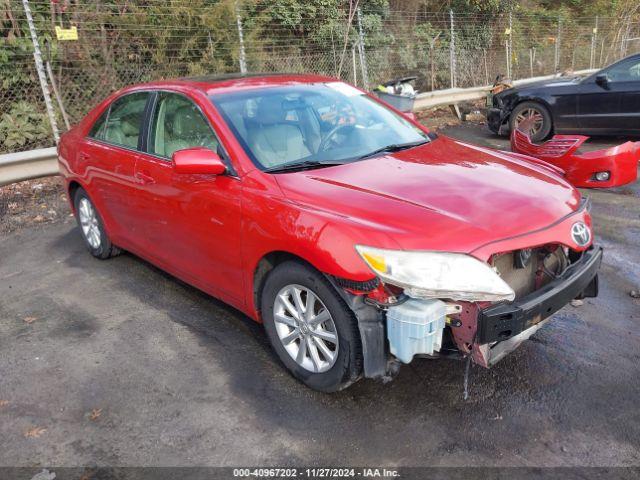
478 245 603 345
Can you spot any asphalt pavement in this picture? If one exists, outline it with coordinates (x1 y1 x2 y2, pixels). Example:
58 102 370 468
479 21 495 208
0 123 639 468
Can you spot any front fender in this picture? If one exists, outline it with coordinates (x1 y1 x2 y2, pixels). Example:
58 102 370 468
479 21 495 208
239 172 399 319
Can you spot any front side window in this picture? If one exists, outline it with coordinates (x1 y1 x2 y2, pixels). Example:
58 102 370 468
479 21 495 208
603 58 640 83
210 82 428 170
97 92 149 149
150 92 220 159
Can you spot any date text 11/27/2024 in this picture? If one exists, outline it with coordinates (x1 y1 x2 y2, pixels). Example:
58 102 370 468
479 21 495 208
232 468 400 478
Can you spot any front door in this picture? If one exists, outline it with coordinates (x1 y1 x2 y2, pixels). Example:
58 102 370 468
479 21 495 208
133 91 244 302
577 56 640 133
575 79 622 133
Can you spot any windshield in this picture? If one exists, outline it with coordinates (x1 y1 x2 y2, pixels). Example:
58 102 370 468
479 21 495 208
210 82 428 171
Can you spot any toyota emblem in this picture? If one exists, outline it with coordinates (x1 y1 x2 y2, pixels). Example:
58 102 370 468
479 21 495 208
571 222 591 247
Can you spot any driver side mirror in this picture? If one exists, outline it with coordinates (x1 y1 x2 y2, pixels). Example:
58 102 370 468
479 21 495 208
172 147 227 175
595 73 609 88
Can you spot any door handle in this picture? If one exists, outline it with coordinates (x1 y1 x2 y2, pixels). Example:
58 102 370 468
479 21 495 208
79 152 90 161
136 172 155 185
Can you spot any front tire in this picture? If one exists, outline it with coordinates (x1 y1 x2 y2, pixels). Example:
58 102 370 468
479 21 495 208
73 188 121 259
510 101 552 142
261 261 363 392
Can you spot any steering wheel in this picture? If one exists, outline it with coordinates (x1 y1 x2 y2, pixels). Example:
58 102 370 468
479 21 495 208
318 124 354 152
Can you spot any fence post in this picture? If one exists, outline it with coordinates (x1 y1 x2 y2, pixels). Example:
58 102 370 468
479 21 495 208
356 8 369 90
554 15 562 72
21 0 59 143
351 44 357 86
620 18 630 59
235 1 247 74
507 11 513 79
449 10 456 88
529 47 535 77
590 16 598 69
330 25 338 77
483 49 488 85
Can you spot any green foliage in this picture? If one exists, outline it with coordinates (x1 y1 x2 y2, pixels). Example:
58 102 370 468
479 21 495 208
0 101 50 149
0 0 633 152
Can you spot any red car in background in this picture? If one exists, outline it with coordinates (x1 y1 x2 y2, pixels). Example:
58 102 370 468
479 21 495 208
58 74 601 392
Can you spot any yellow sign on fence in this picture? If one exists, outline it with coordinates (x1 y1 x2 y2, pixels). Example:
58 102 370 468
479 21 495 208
55 26 78 41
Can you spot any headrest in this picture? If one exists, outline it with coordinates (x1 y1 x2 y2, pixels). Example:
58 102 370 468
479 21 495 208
256 96 287 125
173 105 206 137
120 116 139 136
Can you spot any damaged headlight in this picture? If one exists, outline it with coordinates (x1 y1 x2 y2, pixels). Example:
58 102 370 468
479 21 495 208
355 246 515 302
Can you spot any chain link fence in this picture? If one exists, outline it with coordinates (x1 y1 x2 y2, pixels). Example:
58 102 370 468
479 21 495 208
1 1 639 155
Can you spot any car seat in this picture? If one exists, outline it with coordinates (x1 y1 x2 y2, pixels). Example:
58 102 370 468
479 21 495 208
164 105 218 158
248 96 311 167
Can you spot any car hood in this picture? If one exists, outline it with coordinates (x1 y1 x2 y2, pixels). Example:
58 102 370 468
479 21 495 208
274 135 582 255
501 76 584 96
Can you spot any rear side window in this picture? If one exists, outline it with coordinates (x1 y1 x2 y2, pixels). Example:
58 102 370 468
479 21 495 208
98 92 149 149
88 109 108 139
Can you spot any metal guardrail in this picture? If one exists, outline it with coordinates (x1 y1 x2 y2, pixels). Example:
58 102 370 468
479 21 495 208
414 68 598 110
0 147 58 187
0 68 599 188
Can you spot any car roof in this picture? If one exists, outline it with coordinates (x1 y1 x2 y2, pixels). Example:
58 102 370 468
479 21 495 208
128 72 337 96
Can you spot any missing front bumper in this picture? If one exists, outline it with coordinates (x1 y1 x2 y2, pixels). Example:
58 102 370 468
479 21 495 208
476 245 602 366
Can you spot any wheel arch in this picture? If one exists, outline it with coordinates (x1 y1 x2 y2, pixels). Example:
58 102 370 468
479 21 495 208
67 180 83 212
252 250 319 321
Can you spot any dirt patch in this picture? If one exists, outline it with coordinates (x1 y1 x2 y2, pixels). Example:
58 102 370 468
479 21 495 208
0 177 71 235
417 100 486 132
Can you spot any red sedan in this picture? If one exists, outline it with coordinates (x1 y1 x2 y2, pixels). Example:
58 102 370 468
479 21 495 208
58 74 601 392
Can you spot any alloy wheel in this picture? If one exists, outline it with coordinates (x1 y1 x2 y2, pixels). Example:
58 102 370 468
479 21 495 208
514 107 544 136
78 197 101 249
273 284 339 373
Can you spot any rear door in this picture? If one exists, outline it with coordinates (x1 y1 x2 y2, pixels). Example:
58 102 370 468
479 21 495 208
79 91 150 246
133 91 244 302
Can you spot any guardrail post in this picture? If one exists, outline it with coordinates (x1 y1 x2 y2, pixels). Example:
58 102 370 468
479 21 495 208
21 0 60 144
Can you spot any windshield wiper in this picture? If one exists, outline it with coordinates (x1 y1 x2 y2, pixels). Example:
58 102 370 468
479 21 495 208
356 139 429 160
263 160 345 174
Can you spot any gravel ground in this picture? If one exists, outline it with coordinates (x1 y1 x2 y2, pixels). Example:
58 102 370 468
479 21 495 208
0 120 639 471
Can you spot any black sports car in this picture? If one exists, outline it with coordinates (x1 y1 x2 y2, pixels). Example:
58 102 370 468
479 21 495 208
487 53 640 142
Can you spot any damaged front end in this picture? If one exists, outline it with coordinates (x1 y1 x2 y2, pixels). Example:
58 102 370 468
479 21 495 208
511 119 639 188
336 214 602 380
465 244 601 367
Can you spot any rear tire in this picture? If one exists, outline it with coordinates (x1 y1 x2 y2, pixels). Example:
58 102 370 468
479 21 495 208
73 188 121 259
261 261 362 392
510 101 552 142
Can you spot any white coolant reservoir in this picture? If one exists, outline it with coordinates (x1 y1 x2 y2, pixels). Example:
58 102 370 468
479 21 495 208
386 298 446 364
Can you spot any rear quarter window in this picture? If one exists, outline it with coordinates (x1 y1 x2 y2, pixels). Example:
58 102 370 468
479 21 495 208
88 109 109 140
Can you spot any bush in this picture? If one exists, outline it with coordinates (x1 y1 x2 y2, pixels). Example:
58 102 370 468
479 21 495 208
0 101 51 151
